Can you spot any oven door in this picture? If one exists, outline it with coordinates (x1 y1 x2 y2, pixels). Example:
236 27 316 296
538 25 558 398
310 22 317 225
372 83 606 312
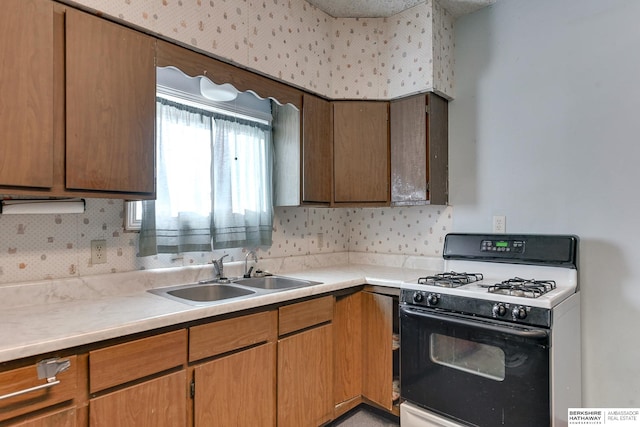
400 305 551 427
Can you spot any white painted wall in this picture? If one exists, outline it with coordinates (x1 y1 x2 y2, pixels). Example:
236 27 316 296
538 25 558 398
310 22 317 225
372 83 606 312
450 0 640 406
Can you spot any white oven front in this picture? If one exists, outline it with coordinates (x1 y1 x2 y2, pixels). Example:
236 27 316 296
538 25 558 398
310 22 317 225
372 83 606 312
401 402 466 427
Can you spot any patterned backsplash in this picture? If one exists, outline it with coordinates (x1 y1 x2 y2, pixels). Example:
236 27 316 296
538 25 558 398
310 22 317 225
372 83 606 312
0 199 452 284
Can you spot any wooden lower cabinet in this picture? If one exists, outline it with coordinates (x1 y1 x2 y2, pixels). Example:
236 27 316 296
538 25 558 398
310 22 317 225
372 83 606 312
0 356 80 426
333 292 363 414
362 291 396 413
89 370 186 427
7 407 77 427
193 342 276 427
278 324 334 427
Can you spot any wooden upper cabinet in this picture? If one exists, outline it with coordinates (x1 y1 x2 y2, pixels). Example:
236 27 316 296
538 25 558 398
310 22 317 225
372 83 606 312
333 101 390 205
65 8 156 195
0 0 54 189
302 93 333 204
390 92 448 205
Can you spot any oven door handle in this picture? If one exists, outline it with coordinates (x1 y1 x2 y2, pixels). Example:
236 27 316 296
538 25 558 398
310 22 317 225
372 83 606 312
401 307 549 339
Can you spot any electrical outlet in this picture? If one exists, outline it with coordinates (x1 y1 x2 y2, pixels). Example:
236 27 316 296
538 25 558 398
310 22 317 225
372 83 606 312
492 216 506 233
91 240 107 264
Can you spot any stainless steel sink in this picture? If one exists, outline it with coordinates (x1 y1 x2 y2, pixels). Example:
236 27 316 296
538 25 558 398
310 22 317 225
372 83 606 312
148 275 322 306
168 284 254 301
149 283 255 305
233 276 321 290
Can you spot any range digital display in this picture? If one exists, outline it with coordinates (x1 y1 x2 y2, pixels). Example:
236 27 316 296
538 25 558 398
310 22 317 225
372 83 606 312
480 239 525 253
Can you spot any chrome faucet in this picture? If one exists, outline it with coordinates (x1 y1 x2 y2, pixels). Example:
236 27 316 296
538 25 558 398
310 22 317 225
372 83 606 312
244 250 258 278
212 254 229 280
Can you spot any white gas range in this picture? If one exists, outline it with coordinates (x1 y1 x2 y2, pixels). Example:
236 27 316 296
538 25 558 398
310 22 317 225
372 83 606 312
399 233 581 427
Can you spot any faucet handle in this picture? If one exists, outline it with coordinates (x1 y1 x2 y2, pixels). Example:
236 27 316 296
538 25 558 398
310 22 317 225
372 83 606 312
212 254 229 278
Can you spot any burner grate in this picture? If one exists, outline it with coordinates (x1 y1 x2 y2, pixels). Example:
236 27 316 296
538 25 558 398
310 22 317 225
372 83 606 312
418 271 484 288
487 277 556 298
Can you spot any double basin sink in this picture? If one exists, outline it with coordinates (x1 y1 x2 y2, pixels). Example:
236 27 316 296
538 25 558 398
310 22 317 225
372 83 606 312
149 276 322 306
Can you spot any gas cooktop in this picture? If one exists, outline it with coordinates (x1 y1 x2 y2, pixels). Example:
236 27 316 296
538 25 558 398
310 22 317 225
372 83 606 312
402 234 579 310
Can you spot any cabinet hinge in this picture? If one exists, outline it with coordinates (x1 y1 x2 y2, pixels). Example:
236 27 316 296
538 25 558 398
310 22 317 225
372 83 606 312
425 104 431 114
190 379 195 398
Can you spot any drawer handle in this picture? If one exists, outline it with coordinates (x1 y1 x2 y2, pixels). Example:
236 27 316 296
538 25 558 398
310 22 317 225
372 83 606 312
0 358 71 401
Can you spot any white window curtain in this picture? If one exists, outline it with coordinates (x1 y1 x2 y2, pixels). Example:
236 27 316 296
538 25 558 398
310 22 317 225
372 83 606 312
211 116 274 249
139 99 273 256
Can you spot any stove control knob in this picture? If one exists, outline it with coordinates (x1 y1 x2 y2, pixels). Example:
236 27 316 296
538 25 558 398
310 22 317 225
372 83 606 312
427 293 439 306
412 292 424 303
492 303 507 317
512 306 528 320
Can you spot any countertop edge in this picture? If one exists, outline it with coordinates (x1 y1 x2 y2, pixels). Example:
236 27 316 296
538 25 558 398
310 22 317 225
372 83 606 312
0 264 435 363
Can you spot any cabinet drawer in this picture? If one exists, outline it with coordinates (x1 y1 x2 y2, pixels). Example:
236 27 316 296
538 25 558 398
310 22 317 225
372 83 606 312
0 356 78 423
189 311 277 362
279 296 333 336
89 330 187 393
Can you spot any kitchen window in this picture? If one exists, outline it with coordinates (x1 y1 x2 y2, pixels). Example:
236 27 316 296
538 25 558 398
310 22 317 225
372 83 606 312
133 71 275 255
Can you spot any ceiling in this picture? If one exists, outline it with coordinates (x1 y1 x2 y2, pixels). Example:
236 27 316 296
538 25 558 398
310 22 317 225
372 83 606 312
304 0 495 18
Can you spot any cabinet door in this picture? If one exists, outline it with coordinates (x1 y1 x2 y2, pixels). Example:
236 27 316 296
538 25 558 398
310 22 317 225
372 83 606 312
333 101 389 204
89 370 186 427
390 93 448 205
278 324 333 427
0 0 54 188
426 93 449 205
334 292 362 409
8 407 76 427
390 94 427 204
65 8 155 195
362 292 394 411
302 93 333 204
194 343 276 427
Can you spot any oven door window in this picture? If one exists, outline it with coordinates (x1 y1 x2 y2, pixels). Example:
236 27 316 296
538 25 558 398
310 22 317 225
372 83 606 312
400 306 551 427
430 333 506 381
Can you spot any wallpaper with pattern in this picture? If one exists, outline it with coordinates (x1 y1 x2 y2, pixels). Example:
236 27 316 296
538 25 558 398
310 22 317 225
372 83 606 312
0 201 452 284
0 0 456 284
65 0 454 99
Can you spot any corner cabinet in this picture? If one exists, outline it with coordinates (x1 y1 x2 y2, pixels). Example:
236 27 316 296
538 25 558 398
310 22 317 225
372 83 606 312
333 101 390 206
390 92 448 205
333 288 401 418
333 291 363 416
362 290 400 414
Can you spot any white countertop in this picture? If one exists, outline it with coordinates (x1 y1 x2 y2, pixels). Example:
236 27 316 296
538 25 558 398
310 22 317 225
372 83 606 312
0 261 438 363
